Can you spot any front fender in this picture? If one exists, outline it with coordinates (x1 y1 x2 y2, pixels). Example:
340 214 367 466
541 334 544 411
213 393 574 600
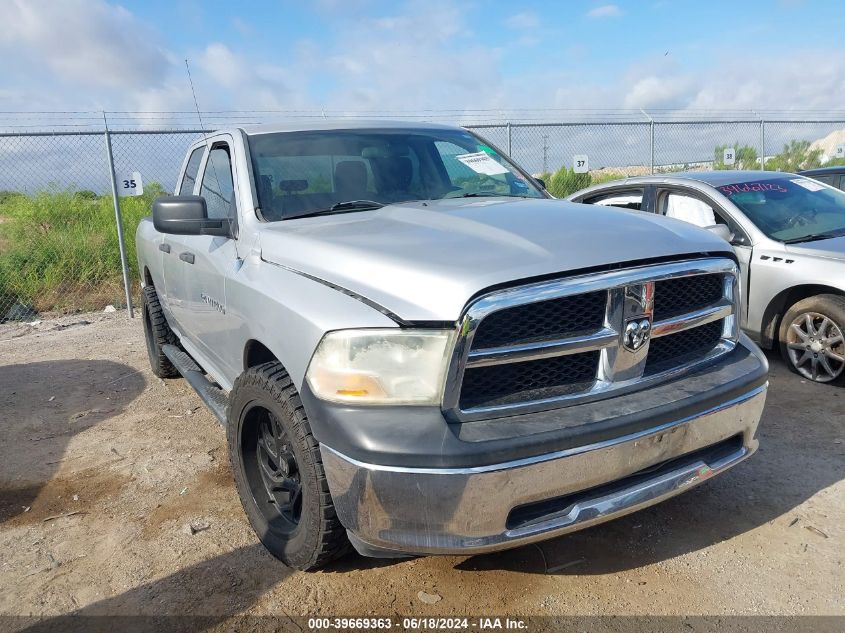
222 254 400 391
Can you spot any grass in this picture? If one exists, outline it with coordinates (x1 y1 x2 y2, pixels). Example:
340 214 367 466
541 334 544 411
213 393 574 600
0 185 164 315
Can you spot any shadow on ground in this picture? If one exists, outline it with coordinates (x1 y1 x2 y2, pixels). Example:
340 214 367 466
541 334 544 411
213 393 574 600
457 352 844 575
0 360 146 524
12 544 292 632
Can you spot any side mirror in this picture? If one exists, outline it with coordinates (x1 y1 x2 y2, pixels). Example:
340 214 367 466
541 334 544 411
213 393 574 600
534 178 546 190
153 196 232 237
705 224 734 243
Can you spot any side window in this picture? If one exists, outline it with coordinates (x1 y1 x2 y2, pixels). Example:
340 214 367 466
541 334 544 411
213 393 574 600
663 192 717 227
178 147 204 195
838 175 845 192
812 174 835 185
584 189 644 211
659 188 749 245
200 146 235 220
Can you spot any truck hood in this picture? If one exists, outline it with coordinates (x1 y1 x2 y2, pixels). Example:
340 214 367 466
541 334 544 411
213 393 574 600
258 198 733 322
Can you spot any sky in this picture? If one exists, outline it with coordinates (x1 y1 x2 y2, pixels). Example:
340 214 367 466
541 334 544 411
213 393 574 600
2 0 845 125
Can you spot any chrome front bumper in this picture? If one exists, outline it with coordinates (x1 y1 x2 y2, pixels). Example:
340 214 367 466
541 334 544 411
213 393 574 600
320 385 766 556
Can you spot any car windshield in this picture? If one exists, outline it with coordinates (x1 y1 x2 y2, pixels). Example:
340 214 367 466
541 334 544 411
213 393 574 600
717 176 845 243
247 128 545 221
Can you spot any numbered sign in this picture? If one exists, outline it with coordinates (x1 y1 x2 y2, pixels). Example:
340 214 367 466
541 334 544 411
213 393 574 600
723 148 735 165
573 155 589 174
835 145 845 159
120 171 144 197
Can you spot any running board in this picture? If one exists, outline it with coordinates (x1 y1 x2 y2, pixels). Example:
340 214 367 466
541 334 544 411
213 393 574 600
162 344 228 426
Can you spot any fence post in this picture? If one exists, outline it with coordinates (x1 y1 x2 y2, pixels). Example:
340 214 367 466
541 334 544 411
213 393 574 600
760 119 766 170
650 120 655 174
102 112 135 318
506 122 512 156
640 109 654 174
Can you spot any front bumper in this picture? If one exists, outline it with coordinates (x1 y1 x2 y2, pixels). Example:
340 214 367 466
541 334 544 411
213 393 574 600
320 384 766 556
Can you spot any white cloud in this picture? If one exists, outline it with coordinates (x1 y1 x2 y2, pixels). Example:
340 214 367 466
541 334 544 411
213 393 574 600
306 2 503 112
624 75 694 109
0 0 168 90
2 0 845 127
587 4 623 18
505 12 540 29
193 43 297 110
618 51 845 115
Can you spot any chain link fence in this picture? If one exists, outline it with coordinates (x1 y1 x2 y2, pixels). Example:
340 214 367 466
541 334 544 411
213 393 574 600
0 129 203 320
1 115 844 321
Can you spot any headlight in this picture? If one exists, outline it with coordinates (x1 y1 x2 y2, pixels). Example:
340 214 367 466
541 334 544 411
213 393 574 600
305 329 455 405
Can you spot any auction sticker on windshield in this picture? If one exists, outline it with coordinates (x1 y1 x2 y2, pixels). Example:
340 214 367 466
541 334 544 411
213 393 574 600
456 151 509 176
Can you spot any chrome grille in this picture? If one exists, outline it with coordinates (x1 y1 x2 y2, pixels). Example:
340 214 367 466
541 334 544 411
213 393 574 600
460 350 599 410
653 274 724 321
444 258 740 421
471 291 606 348
645 319 725 375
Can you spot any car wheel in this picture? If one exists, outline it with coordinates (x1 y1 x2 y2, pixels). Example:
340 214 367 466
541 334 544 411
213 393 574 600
226 361 350 570
779 294 845 385
141 285 179 378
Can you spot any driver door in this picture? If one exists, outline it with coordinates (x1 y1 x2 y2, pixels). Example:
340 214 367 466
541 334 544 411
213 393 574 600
178 138 243 380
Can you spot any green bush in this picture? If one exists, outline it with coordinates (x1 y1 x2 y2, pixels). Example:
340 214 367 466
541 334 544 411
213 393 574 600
764 140 823 172
0 183 165 313
590 172 626 186
714 143 759 170
547 166 592 198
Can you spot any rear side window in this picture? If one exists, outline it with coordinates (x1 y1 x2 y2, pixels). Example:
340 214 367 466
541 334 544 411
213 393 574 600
584 189 644 211
811 174 836 185
200 146 235 220
178 147 204 195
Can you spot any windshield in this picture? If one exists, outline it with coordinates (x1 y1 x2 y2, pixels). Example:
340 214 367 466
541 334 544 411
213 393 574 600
717 176 845 243
247 128 545 221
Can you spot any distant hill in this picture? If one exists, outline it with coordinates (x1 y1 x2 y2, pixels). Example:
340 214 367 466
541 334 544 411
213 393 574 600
810 128 845 161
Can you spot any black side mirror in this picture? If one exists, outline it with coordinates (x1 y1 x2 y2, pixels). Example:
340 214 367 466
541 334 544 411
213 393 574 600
535 178 546 190
153 196 232 237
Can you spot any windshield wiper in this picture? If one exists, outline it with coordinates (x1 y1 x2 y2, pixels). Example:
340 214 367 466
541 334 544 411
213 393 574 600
285 200 384 220
456 192 526 199
782 230 845 244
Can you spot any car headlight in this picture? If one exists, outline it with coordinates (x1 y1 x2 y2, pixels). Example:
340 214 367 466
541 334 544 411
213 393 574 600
305 329 455 405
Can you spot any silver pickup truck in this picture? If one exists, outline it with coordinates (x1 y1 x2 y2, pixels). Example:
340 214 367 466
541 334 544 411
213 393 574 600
136 121 768 570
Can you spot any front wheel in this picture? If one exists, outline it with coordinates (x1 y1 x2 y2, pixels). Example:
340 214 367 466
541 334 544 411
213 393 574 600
226 362 349 570
779 294 845 385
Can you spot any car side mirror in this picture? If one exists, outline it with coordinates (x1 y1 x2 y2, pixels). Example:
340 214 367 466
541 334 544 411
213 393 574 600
534 178 546 190
705 224 734 243
153 196 232 237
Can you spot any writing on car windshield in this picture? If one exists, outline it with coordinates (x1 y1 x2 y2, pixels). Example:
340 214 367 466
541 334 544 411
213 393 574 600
717 177 845 243
247 129 544 221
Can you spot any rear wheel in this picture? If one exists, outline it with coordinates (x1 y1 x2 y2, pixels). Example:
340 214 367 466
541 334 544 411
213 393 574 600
779 294 845 385
141 285 179 378
227 362 349 570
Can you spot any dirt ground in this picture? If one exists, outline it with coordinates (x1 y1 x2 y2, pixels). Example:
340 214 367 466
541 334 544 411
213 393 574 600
0 311 842 628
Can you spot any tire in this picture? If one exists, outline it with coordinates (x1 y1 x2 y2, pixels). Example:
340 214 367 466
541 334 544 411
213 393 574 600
226 362 349 570
141 285 179 378
778 294 845 385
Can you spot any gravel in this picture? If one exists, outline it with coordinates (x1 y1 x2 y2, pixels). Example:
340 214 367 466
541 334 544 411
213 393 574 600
0 310 842 620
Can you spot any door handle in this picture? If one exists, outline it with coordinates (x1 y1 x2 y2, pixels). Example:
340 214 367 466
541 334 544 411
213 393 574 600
179 252 195 264
159 243 171 254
